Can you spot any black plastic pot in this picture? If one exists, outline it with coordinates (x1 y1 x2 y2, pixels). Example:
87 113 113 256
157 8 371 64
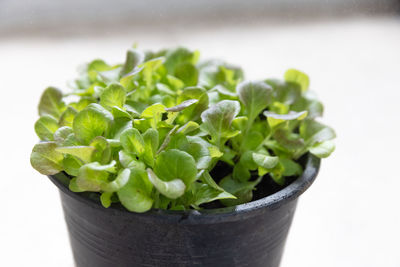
48 154 320 267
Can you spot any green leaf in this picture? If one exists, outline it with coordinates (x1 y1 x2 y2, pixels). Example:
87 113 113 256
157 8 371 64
273 129 305 151
242 131 264 150
101 168 131 192
100 83 126 109
90 136 111 164
184 142 212 170
69 177 84 192
165 99 198 112
178 86 209 122
154 149 197 186
270 162 285 185
156 83 176 95
177 121 199 135
62 134 80 146
118 150 146 170
100 192 113 208
120 128 145 156
73 104 113 145
140 103 166 128
280 158 303 176
30 142 64 175
309 140 335 158
88 59 112 72
199 170 224 191
192 183 236 206
232 116 248 131
141 103 166 118
212 84 237 97
111 118 133 140
252 152 279 169
38 87 65 118
201 100 240 145
111 106 132 120
63 154 82 176
120 48 145 76
300 119 336 146
141 57 165 88
174 63 198 86
59 106 78 127
266 79 301 105
120 66 143 89
219 176 262 206
164 47 198 74
263 110 308 120
198 61 243 89
284 69 310 92
76 161 116 192
208 146 223 158
53 126 73 144
34 115 59 141
98 68 122 85
240 150 258 170
167 75 185 90
143 128 159 167
233 161 251 181
264 110 308 127
55 146 95 163
70 97 95 112
118 169 153 213
269 101 289 115
147 169 186 199
157 125 179 154
237 81 273 123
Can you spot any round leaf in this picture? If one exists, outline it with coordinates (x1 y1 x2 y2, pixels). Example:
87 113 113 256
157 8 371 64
237 80 273 122
38 87 66 118
309 140 336 158
100 83 126 109
30 142 64 175
101 168 131 192
252 152 279 169
120 128 145 156
147 169 186 199
154 149 197 186
201 100 240 144
34 115 59 141
284 69 310 92
118 169 154 213
73 104 112 145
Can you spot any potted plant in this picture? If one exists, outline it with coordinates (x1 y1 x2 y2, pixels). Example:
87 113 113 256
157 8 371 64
30 47 335 267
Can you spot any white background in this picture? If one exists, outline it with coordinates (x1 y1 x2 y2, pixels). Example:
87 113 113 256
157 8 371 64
1 15 400 267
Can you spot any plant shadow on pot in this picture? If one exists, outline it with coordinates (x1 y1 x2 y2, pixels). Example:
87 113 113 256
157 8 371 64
48 153 320 267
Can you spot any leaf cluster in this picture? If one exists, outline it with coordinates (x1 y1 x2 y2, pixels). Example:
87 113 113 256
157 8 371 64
31 47 335 212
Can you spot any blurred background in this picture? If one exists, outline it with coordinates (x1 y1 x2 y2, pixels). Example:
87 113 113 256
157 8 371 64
1 1 400 266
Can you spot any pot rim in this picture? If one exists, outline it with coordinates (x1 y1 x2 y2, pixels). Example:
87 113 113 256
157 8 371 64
49 153 320 224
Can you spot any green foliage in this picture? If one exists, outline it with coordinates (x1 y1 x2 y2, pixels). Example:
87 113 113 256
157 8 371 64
38 87 66 118
201 100 240 147
237 81 273 124
31 46 335 212
99 83 126 109
284 69 310 92
34 115 59 141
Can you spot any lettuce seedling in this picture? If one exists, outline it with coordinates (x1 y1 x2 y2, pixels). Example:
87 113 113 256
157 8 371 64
30 47 335 212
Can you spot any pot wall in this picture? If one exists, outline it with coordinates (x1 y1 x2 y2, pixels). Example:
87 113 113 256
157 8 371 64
59 190 298 267
50 154 320 267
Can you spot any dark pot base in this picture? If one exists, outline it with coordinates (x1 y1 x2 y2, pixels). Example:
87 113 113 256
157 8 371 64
49 154 320 267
